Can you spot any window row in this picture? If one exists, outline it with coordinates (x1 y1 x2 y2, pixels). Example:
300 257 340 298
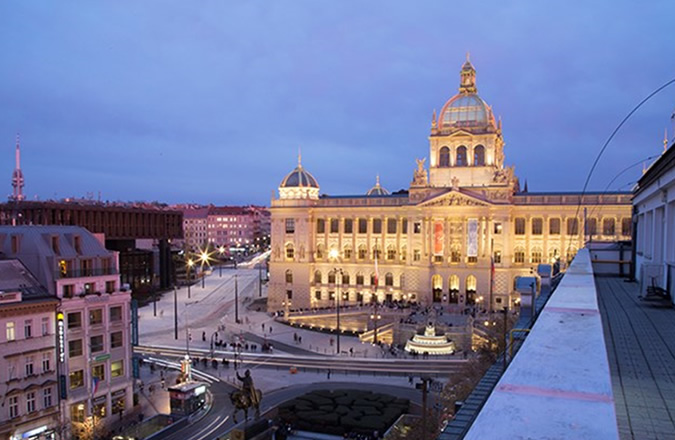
4 316 51 342
66 306 124 329
62 280 117 297
315 218 412 235
68 331 124 358
7 387 54 419
514 217 631 236
70 393 126 423
431 274 478 303
304 270 404 288
510 246 577 264
69 360 125 390
438 145 485 167
7 352 53 380
314 244 408 261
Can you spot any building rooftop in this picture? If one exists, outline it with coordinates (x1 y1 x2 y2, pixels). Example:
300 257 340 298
0 259 52 302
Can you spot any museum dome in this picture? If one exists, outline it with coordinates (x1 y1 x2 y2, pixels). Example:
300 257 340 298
366 175 390 196
280 156 319 189
436 55 496 131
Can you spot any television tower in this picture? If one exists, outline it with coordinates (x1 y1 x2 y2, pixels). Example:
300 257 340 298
10 134 25 201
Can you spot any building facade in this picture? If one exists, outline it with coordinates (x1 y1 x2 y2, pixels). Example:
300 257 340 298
0 226 134 439
268 60 632 312
633 135 675 301
0 260 59 440
179 205 270 252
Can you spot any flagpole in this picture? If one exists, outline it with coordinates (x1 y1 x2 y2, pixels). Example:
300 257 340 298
489 238 494 314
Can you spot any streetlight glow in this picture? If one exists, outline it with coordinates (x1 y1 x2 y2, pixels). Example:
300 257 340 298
328 249 339 260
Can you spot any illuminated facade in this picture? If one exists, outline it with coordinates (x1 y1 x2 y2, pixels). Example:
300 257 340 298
268 59 632 312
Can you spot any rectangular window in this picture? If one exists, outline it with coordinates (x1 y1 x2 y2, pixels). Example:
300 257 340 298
314 291 322 300
24 320 32 338
70 370 84 390
84 282 94 294
549 218 561 235
621 218 632 236
69 339 83 357
344 219 353 234
567 218 579 235
494 222 503 234
71 403 86 422
603 218 616 236
467 256 478 264
373 219 382 234
26 391 36 413
93 401 107 418
515 218 526 235
286 290 293 300
413 222 422 234
41 317 49 336
42 352 51 372
494 250 502 264
358 218 368 234
6 322 15 341
90 335 104 353
110 306 122 322
90 309 103 326
111 360 124 378
531 218 543 235
9 396 18 418
586 218 597 235
80 259 93 277
386 218 397 234
11 235 20 253
111 331 123 349
43 387 53 408
402 219 408 234
285 218 295 234
413 249 421 261
106 281 116 293
62 284 74 298
330 218 339 233
92 364 105 382
25 356 34 376
316 219 325 234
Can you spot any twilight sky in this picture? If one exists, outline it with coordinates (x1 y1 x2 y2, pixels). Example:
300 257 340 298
1 1 674 206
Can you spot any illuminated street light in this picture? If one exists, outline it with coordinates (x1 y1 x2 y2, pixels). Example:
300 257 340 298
218 245 225 277
187 258 195 299
329 249 342 355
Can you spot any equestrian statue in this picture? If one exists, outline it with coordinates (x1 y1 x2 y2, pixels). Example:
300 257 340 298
230 369 263 423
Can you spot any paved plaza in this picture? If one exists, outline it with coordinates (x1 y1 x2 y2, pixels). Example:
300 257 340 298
596 277 675 440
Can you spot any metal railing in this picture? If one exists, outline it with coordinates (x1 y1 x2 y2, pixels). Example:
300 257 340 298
55 267 118 279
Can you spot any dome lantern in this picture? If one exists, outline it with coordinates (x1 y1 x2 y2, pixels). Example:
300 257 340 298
366 175 390 196
278 151 320 200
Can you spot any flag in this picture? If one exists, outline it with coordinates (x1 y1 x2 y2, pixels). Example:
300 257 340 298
92 376 100 394
373 240 379 290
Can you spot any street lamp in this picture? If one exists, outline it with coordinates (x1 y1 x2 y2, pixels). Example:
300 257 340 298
218 246 225 277
329 249 343 355
199 249 211 288
186 258 195 299
185 300 199 358
370 303 381 345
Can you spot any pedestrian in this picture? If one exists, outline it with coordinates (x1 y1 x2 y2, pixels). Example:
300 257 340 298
349 347 353 356
202 331 206 342
293 333 297 342
262 323 265 332
298 336 302 344
408 376 413 385
327 369 331 379
269 326 273 334
161 378 165 389
330 338 334 347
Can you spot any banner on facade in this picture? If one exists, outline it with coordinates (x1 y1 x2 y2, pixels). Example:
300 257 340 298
433 221 444 255
467 218 478 257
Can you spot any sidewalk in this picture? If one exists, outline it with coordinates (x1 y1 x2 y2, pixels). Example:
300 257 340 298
596 277 675 440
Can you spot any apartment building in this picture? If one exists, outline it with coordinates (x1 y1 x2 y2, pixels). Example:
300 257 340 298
0 260 59 440
0 226 133 439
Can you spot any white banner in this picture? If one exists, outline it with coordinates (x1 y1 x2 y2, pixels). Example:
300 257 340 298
467 218 478 257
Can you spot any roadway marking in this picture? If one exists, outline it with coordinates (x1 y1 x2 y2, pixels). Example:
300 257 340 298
187 414 222 440
496 383 613 403
196 415 230 440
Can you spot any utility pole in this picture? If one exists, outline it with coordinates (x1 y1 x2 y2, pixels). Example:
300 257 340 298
258 262 262 297
502 306 508 371
416 377 432 440
235 274 240 324
174 286 178 340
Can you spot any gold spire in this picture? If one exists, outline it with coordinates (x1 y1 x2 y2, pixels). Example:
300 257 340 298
298 147 302 167
431 109 437 129
376 174 380 186
466 51 470 62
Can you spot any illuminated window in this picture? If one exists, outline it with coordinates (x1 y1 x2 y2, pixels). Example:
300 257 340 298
387 246 396 261
285 244 294 260
285 270 293 284
531 248 543 263
314 271 322 284
69 370 84 389
514 248 525 264
92 364 105 382
111 360 124 378
6 321 15 341
285 219 295 234
603 218 616 236
413 249 421 261
439 146 450 167
494 222 502 234
549 218 561 235
456 146 468 166
515 218 526 235
413 222 422 234
531 218 543 235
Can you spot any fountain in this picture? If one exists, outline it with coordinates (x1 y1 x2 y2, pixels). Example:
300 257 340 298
404 323 456 355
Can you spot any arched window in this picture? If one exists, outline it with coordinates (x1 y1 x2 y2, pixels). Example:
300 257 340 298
316 243 325 260
466 275 477 304
342 272 350 285
285 243 294 260
343 244 353 260
449 274 460 303
531 247 543 264
358 244 368 260
432 275 443 302
285 270 293 284
603 218 616 236
439 146 450 167
356 273 364 285
514 247 525 264
473 145 485 166
314 271 322 284
328 270 336 284
456 146 468 166
386 245 396 261
385 273 394 287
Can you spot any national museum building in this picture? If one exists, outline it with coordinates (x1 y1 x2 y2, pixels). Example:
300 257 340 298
268 59 631 312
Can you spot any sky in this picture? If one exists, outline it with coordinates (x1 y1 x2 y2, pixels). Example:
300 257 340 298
1 1 674 206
